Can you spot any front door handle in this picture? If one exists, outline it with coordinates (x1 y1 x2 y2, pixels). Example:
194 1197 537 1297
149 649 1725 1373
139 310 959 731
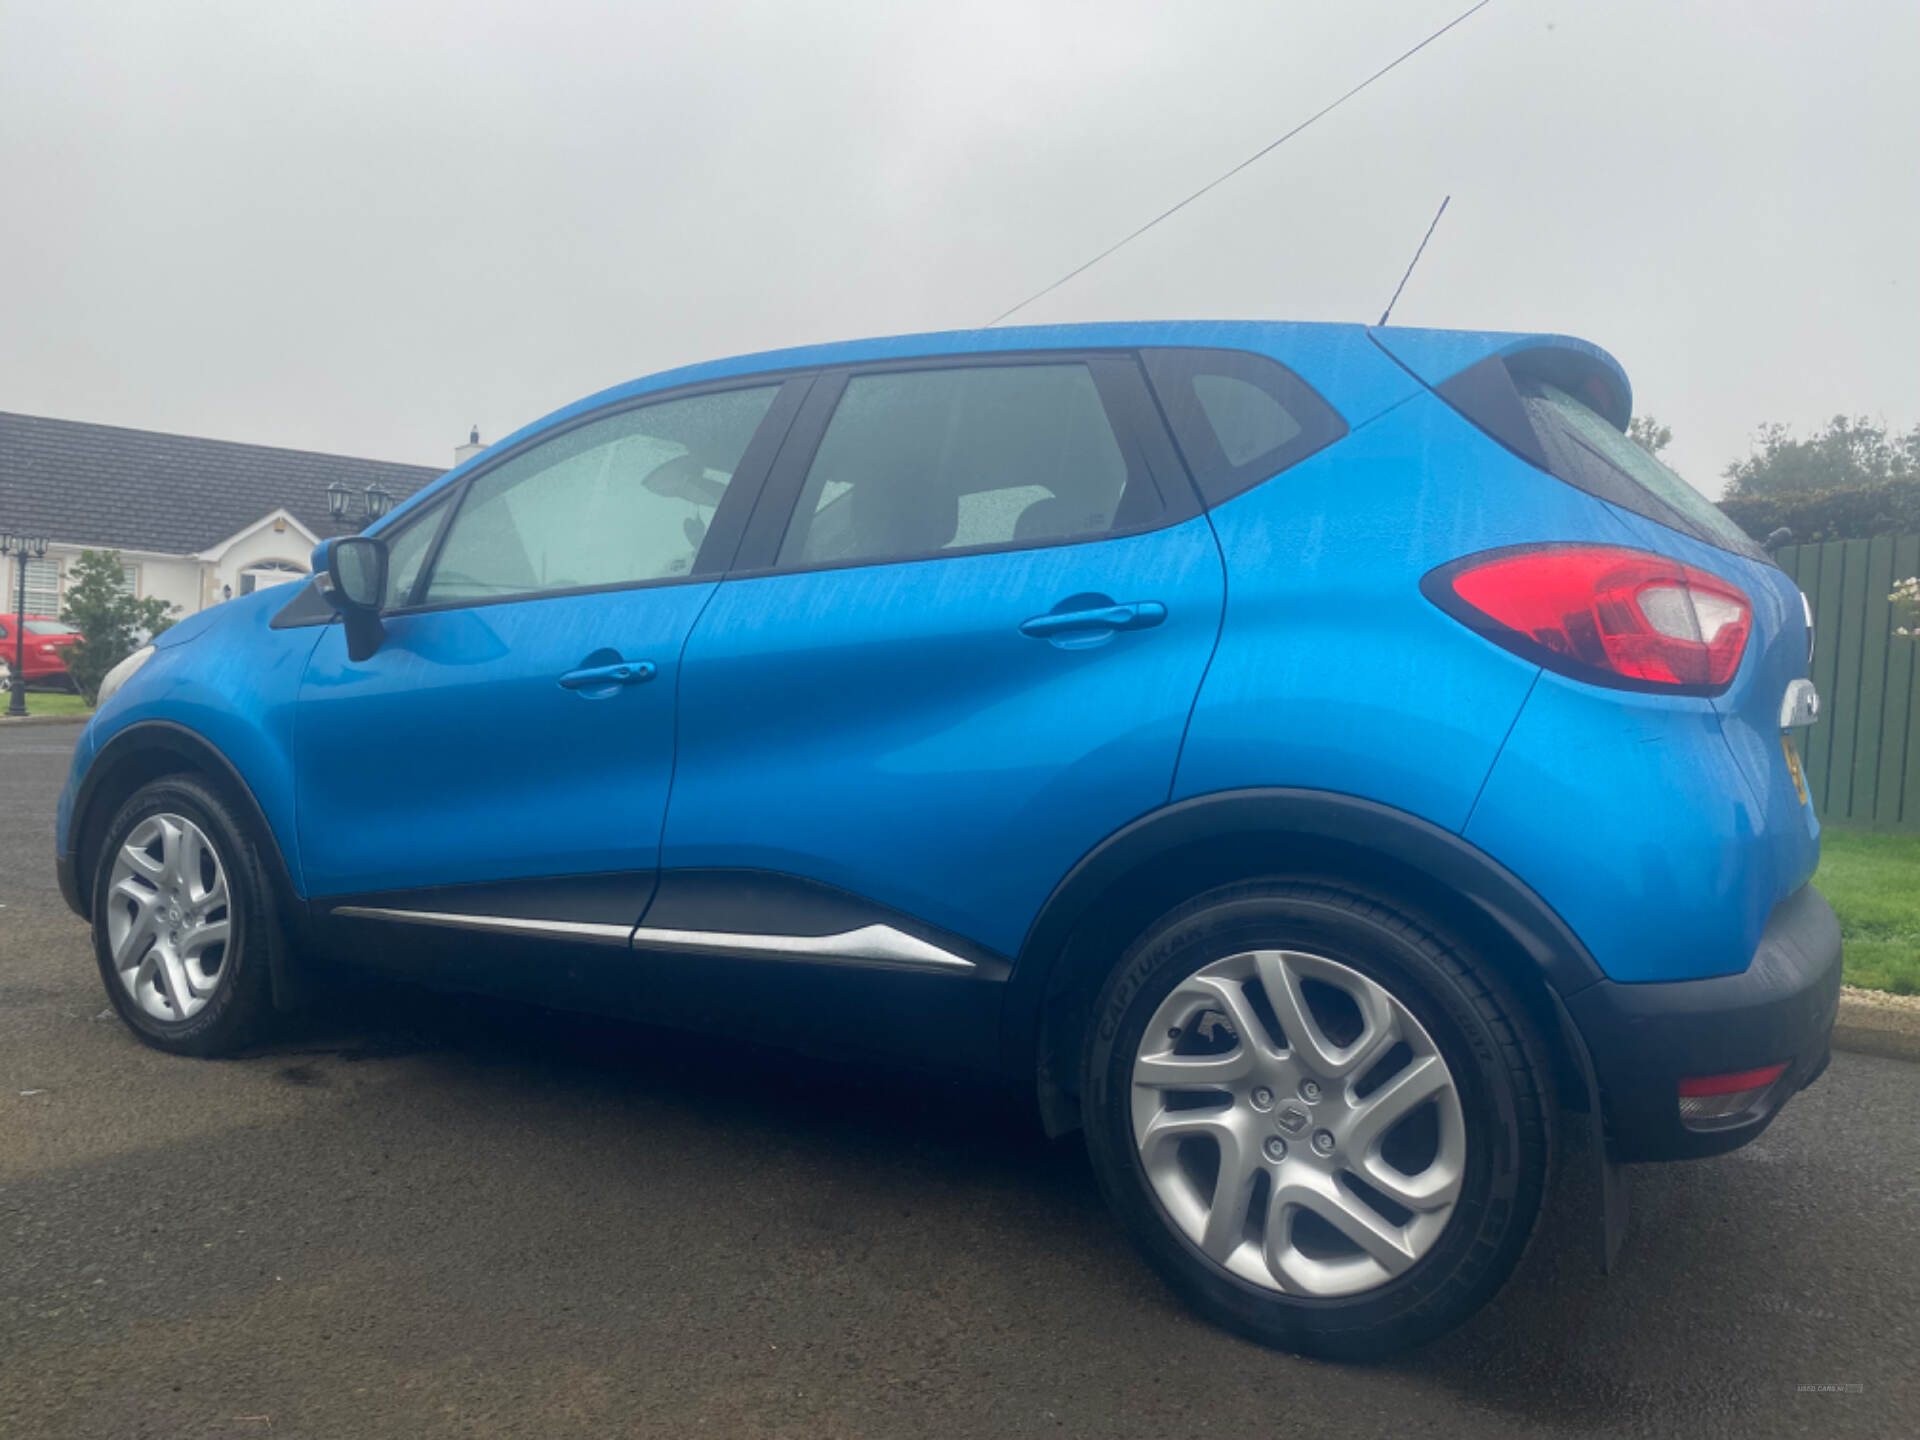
1020 601 1167 640
558 660 657 690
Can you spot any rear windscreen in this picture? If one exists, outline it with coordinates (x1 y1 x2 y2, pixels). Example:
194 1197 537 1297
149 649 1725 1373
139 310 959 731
1516 378 1769 563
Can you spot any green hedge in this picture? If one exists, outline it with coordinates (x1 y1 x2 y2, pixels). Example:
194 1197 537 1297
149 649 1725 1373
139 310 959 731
1719 480 1920 545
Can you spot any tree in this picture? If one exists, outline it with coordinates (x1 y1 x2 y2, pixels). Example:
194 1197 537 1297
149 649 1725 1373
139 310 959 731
1627 415 1672 457
1723 416 1920 497
1717 481 1920 545
59 550 175 704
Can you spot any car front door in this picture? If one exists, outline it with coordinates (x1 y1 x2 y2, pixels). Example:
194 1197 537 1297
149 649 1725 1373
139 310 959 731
293 378 806 941
649 354 1225 1057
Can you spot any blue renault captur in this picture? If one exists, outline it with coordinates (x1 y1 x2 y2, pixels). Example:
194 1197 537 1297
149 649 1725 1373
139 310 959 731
55 321 1840 1356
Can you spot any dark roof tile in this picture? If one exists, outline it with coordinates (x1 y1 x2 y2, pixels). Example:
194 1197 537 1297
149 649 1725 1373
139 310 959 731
0 410 444 553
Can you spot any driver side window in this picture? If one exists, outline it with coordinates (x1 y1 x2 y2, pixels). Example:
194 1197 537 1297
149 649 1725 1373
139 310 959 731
379 495 449 610
421 386 778 605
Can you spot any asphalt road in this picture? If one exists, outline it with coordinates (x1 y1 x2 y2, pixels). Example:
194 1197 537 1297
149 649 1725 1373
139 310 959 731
3 720 1915 1439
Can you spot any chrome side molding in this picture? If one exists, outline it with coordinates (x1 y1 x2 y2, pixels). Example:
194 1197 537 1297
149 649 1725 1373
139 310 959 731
330 907 633 945
329 906 977 973
629 922 976 972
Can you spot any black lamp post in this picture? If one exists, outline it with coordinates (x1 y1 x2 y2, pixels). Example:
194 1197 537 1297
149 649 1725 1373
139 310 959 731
2 531 52 719
324 481 393 527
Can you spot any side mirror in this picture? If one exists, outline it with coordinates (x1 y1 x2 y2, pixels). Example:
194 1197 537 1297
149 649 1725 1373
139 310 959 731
315 536 389 661
328 536 388 607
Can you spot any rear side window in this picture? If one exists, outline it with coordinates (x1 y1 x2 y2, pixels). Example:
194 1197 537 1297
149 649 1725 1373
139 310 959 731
1517 379 1767 561
776 363 1158 568
1141 348 1347 506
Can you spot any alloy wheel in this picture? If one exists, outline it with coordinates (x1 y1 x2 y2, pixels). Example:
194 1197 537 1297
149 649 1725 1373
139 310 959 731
104 812 235 1022
1130 948 1466 1298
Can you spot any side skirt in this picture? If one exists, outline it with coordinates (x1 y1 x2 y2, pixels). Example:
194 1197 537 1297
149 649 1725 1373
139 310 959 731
312 868 1010 1075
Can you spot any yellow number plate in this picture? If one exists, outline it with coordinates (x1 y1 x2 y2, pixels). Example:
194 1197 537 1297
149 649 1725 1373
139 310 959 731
1781 734 1808 806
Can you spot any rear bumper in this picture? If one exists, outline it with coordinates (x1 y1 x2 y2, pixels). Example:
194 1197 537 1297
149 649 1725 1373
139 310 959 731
1566 883 1841 1162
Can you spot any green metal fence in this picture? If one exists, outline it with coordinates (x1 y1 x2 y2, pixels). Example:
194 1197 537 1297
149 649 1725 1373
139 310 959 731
1774 534 1920 831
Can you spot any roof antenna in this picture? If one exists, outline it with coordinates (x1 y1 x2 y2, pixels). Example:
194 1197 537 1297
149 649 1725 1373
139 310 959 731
1377 195 1450 327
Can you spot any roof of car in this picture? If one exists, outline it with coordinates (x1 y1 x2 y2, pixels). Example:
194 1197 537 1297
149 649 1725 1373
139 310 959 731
580 319 1626 409
366 320 1629 535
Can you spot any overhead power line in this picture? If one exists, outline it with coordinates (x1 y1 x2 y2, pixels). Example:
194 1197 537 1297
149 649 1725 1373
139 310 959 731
984 0 1496 327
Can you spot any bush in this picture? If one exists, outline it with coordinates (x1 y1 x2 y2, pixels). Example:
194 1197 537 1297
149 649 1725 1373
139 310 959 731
58 550 175 703
1717 479 1920 545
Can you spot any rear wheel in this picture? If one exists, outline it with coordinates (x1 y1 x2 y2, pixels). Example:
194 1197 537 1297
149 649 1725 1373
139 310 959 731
1081 880 1550 1357
91 775 279 1056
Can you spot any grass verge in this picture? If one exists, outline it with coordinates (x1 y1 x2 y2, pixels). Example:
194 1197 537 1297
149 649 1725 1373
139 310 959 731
0 689 92 718
1818 828 1920 995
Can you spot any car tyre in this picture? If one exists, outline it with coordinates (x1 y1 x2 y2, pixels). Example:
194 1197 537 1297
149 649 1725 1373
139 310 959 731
91 774 279 1057
1081 880 1551 1358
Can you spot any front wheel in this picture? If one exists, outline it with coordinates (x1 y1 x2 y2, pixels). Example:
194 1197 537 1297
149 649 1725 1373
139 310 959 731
90 775 280 1057
1081 881 1551 1358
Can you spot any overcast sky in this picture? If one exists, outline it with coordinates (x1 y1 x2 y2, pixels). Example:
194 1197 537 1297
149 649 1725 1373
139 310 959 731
3 0 1915 495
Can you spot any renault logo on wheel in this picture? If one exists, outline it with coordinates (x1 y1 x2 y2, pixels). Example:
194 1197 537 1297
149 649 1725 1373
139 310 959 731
1275 1102 1310 1134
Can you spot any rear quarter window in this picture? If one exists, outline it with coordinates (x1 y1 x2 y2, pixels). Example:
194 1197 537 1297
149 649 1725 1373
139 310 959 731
1141 348 1347 507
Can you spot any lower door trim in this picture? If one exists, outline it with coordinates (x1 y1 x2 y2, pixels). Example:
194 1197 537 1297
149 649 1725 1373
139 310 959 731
630 921 975 972
329 906 632 945
327 905 977 974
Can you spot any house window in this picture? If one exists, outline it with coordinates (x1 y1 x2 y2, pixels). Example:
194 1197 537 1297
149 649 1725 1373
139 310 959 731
119 563 139 597
238 562 303 596
18 558 60 618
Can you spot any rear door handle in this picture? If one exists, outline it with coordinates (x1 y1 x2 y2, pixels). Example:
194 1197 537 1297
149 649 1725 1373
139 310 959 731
1020 601 1167 639
558 660 657 690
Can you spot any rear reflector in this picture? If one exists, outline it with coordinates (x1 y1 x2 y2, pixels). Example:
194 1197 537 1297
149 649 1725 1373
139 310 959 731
1423 544 1752 695
1677 1063 1788 1123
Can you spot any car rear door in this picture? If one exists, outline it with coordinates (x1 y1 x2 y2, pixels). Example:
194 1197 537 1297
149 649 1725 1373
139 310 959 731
651 352 1225 1045
293 377 807 949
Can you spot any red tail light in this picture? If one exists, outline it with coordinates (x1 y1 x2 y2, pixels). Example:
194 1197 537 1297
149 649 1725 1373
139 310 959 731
1422 544 1752 694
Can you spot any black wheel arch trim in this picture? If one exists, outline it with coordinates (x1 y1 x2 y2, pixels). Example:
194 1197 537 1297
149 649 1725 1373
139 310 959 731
1002 786 1606 1113
65 720 309 1011
1015 788 1603 987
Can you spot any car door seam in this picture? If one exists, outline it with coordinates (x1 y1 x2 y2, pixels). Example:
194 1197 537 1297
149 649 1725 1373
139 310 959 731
1167 513 1231 804
641 575 726 931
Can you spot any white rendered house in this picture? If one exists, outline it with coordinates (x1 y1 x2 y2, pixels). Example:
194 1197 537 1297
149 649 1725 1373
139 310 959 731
1 410 446 620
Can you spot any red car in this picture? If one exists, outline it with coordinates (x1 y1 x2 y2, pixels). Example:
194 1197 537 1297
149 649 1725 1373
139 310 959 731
0 615 82 690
